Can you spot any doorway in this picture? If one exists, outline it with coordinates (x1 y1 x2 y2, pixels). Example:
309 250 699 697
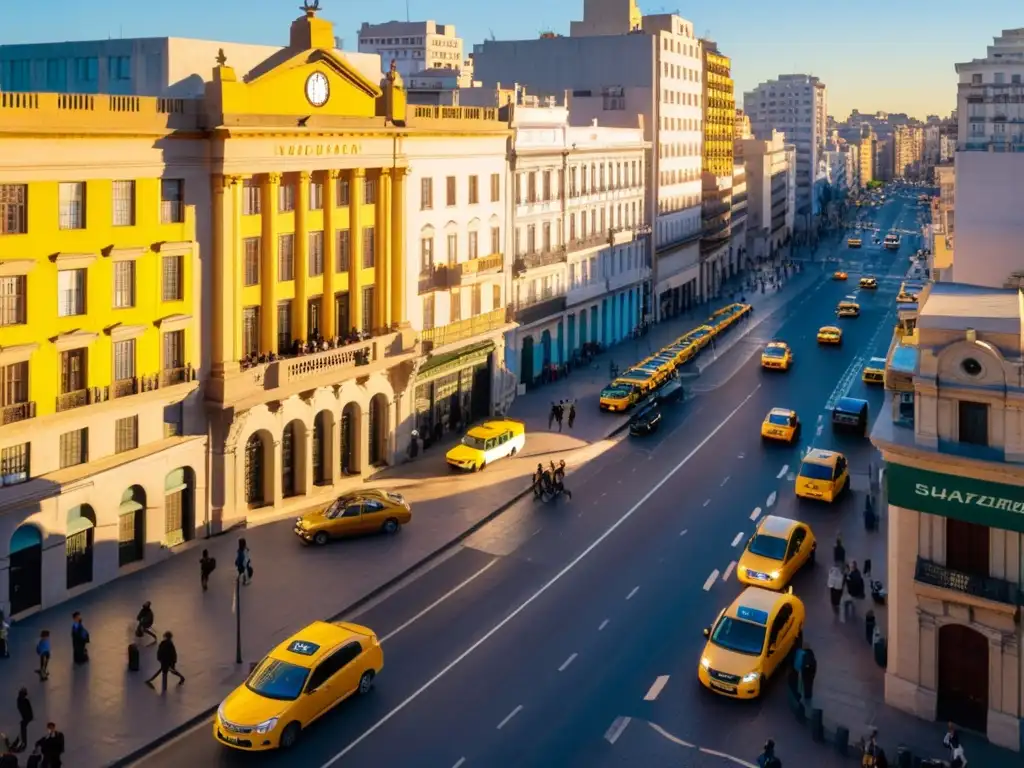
8 525 42 615
937 623 989 733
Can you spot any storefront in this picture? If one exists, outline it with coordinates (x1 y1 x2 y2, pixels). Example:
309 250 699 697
414 341 494 445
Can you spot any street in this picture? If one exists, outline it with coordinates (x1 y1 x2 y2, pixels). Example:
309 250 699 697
137 198 915 768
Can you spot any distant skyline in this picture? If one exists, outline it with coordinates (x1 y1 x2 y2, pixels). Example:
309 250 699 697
3 0 1020 119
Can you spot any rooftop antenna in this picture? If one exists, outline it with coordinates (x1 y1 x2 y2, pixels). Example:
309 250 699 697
488 28 496 41
406 0 410 22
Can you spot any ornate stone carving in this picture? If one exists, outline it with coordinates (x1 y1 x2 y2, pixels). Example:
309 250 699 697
266 172 283 185
351 167 366 178
326 169 341 180
298 170 311 182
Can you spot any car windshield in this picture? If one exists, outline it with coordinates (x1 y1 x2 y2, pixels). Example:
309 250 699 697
799 462 835 481
462 436 487 450
246 658 310 701
710 617 766 656
602 387 630 398
767 413 791 426
763 347 786 358
748 534 788 560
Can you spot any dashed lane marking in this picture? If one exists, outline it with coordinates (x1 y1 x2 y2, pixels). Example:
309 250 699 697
766 491 777 508
776 465 788 479
698 746 758 767
731 532 744 547
648 722 695 748
626 586 639 600
644 675 670 701
496 705 523 730
750 507 761 521
703 569 720 591
720 475 730 486
680 529 688 536
558 653 577 672
723 561 737 581
599 619 609 631
452 758 466 768
604 716 631 744
703 499 711 507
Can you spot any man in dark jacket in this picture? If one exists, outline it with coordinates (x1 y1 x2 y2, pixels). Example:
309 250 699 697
36 723 63 768
146 632 185 690
757 738 781 768
135 602 157 643
801 647 817 701
70 613 89 664
11 689 32 752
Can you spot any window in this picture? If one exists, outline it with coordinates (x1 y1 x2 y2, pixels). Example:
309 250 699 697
958 401 988 446
242 178 261 215
468 231 478 259
161 255 183 301
528 172 537 203
446 176 456 206
277 301 292 353
160 179 184 223
278 234 295 281
336 176 350 206
59 181 86 229
277 181 295 212
108 55 130 81
45 58 67 92
361 286 374 332
308 231 324 276
336 229 350 272
422 294 435 330
420 237 434 273
471 284 482 316
114 416 138 453
447 233 457 264
0 276 26 325
542 223 551 252
363 177 376 205
362 227 375 268
420 177 433 210
0 443 29 486
1 362 28 407
58 268 86 316
309 179 324 210
242 306 260 356
113 260 135 308
243 237 261 286
450 288 461 322
163 329 184 371
493 284 501 309
945 518 989 576
542 171 551 201
468 175 479 205
113 339 135 382
490 173 500 202
0 184 27 234
59 428 88 469
527 224 536 253
490 226 500 255
334 292 350 336
60 348 86 394
112 180 135 226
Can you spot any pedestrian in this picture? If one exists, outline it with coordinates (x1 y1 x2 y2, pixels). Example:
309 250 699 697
11 688 32 753
135 601 157 643
25 744 41 768
0 610 9 658
827 565 844 615
146 631 185 690
943 722 968 767
70 613 89 664
199 549 216 592
36 722 63 768
847 560 866 612
555 401 564 433
757 738 781 768
567 401 576 430
235 538 252 586
861 728 887 767
801 646 817 702
548 403 557 429
35 632 50 681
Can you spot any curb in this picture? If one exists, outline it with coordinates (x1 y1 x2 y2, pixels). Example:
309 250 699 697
111 414 629 767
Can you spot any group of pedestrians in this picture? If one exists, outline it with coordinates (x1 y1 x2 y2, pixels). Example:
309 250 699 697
826 535 869 622
547 400 576 432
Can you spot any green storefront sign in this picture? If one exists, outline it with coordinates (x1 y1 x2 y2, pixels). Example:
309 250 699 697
886 462 1024 534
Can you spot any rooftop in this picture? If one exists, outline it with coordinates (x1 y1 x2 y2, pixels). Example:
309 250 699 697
917 283 1022 335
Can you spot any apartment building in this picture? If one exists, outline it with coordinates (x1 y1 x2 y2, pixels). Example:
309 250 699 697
743 74 827 229
873 282 1024 753
357 20 471 84
926 165 955 282
894 125 925 179
860 125 876 187
740 131 794 262
700 40 735 295
473 0 705 319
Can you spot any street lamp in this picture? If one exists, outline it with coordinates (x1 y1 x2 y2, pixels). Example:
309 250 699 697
233 573 243 664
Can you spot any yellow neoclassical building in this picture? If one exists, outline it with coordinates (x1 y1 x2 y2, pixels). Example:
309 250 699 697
0 6 512 615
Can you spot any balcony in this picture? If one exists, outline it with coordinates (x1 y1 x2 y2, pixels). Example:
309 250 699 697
421 306 509 352
1 401 35 425
56 389 90 412
914 557 1023 608
656 228 703 255
111 374 163 399
453 252 503 279
517 247 568 272
512 292 567 326
160 365 194 387
418 266 453 294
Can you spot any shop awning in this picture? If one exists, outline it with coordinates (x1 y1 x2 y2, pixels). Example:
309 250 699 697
417 340 494 382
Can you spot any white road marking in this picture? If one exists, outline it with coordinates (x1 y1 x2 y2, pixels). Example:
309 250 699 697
558 653 577 672
496 705 523 730
644 675 670 701
737 452 745 459
731 532 744 547
598 619 610 631
679 529 688 536
604 716 631 744
626 586 639 600
766 491 777 508
720 475 730 486
698 746 758 767
452 759 466 768
776 465 788 479
723 561 737 581
816 425 823 436
750 506 761 521
317 386 762 767
703 499 711 507
703 569 720 591
379 558 499 643
648 721 695 748
817 414 823 424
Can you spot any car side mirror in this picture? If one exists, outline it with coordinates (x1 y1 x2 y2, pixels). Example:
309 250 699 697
703 627 711 638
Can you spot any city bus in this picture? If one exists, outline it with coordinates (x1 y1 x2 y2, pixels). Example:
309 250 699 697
883 233 900 250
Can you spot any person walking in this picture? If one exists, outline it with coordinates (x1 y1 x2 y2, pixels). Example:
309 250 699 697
846 560 866 617
135 602 157 644
235 538 252 586
11 689 32 753
757 738 781 768
146 631 185 691
827 565 845 616
800 646 817 702
70 613 89 664
548 403 557 430
861 728 887 767
833 534 845 565
944 722 968 767
36 723 63 768
199 549 216 592
34 632 50 681
567 401 576 430
554 401 564 433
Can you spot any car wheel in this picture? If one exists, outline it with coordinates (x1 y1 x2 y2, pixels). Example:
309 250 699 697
313 531 329 546
510 446 517 456
382 518 400 535
358 670 376 695
279 722 301 749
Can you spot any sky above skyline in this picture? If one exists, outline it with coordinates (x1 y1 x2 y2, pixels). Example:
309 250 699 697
4 0 1021 119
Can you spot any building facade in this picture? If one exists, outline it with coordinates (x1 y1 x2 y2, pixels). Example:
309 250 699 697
859 125 876 187
873 281 1024 753
894 125 925 179
928 164 955 282
506 104 650 388
740 131 794 262
699 41 735 295
357 20 471 84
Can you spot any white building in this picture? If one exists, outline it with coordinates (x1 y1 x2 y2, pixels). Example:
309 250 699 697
741 131 795 261
743 74 827 231
357 20 471 85
822 147 855 194
507 104 650 387
729 162 749 274
472 0 705 320
953 28 1024 289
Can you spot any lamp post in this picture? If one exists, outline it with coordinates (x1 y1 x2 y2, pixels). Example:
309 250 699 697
234 573 242 664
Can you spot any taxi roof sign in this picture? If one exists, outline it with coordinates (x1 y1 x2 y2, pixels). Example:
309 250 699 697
735 606 770 625
286 640 321 656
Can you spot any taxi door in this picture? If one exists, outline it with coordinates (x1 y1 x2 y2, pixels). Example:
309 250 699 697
783 527 809 579
302 648 348 723
765 604 796 677
833 456 849 496
327 641 365 701
482 436 500 464
336 503 365 535
359 499 387 531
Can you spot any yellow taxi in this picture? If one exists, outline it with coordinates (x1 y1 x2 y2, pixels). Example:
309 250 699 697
295 490 411 544
817 326 842 345
737 516 816 590
698 587 805 699
896 282 919 303
687 325 717 351
760 342 792 371
847 237 862 248
760 408 800 443
214 621 384 751
859 276 878 289
833 270 848 280
599 381 642 412
795 448 849 503
446 420 526 472
612 368 662 397
665 341 698 367
862 356 886 385
836 301 860 318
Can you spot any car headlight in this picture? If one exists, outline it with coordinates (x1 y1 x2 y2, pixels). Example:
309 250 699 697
741 672 760 683
769 571 780 580
737 565 747 574
700 657 711 669
254 717 278 734
217 703 226 721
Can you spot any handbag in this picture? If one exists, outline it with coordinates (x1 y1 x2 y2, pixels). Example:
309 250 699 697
246 563 254 579
134 624 144 638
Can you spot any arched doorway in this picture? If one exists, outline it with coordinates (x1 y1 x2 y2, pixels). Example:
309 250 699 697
245 432 268 507
8 524 42 615
281 420 305 498
369 394 389 467
66 504 97 590
541 329 552 369
340 403 359 475
313 411 333 486
164 468 195 547
937 623 989 732
118 485 146 566
520 336 535 388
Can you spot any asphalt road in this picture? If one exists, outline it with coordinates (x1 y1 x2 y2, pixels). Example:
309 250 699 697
137 193 921 768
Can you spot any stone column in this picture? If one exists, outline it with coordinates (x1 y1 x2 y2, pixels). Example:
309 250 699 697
211 174 241 371
295 171 311 342
391 167 408 325
302 424 315 496
329 412 342 486
260 173 281 355
358 410 371 475
375 168 392 330
271 439 284 508
323 170 339 338
349 169 365 334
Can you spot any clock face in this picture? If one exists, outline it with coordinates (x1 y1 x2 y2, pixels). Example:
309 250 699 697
305 72 329 107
